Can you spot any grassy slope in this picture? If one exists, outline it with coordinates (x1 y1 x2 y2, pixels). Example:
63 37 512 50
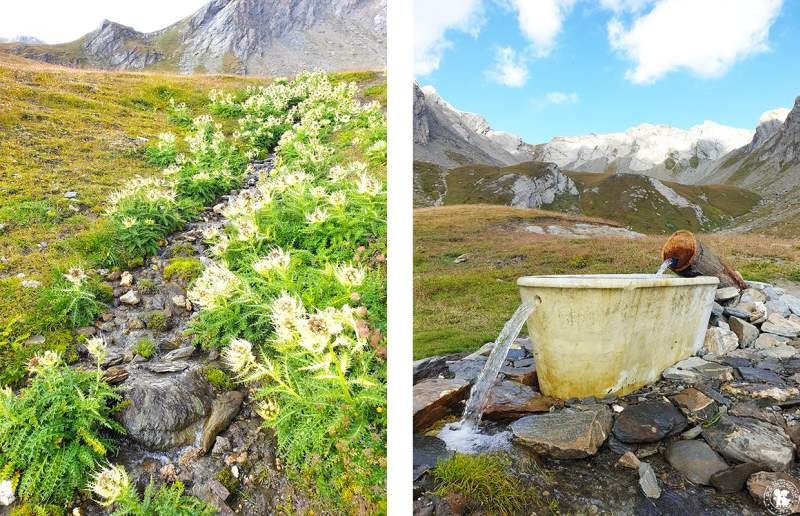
0 54 383 329
414 204 800 358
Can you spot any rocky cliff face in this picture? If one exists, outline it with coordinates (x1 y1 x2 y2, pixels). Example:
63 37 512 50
2 0 386 75
413 83 534 169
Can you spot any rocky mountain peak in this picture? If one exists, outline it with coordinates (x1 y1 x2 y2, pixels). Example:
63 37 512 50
743 107 791 153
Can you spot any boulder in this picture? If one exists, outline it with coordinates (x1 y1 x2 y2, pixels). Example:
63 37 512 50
510 404 612 459
413 378 470 432
729 317 759 348
612 399 687 443
701 415 795 471
665 440 729 485
482 381 555 421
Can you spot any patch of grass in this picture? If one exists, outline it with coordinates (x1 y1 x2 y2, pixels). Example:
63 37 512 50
163 257 204 284
144 311 169 332
133 337 156 359
431 453 536 516
138 278 158 295
414 205 800 358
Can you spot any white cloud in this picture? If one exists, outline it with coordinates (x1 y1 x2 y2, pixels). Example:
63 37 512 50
0 0 209 44
607 0 784 84
506 0 577 57
414 0 484 75
533 91 579 106
486 47 528 87
598 0 654 14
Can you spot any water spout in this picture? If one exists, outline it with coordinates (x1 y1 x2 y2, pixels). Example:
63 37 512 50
655 258 676 277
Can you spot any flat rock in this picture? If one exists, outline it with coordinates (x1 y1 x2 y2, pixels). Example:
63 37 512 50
729 400 786 427
612 399 687 443
638 462 661 499
413 435 453 480
703 327 739 355
147 362 190 373
715 287 740 302
759 345 799 360
447 358 486 383
738 367 785 386
482 381 555 421
500 363 537 386
729 317 760 348
710 462 769 494
201 391 244 453
670 388 717 423
755 333 790 349
665 440 729 485
784 294 800 316
164 345 196 361
767 299 791 318
510 404 613 459
662 357 734 383
413 378 470 432
741 288 768 304
701 415 795 471
723 382 799 401
102 366 129 385
747 471 800 513
120 369 213 450
413 356 447 382
762 313 800 338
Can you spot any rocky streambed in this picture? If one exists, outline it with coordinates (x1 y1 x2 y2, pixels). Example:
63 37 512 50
413 280 800 514
60 161 312 515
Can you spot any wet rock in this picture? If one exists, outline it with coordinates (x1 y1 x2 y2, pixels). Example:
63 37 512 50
665 440 729 485
413 378 470 432
447 358 486 383
747 471 800 513
716 287 740 302
413 435 453 480
120 271 134 288
500 362 538 386
413 356 447 382
701 415 795 471
670 387 717 423
617 451 640 469
464 341 494 360
662 357 734 383
612 399 687 443
729 317 759 348
164 345 196 361
201 391 244 453
755 333 790 349
482 381 555 421
710 462 769 494
120 369 213 450
120 290 141 305
510 404 612 459
762 313 800 338
638 462 661 499
703 327 739 355
738 367 785 386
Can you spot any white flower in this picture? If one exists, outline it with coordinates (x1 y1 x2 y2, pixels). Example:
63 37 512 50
333 263 366 287
270 291 306 336
188 262 241 309
310 186 327 199
296 308 344 354
305 207 329 224
121 216 137 229
0 386 12 398
63 267 87 285
90 465 130 505
0 479 15 507
355 172 383 196
85 336 107 365
26 350 60 375
252 248 290 275
328 190 346 207
328 165 347 182
224 338 256 374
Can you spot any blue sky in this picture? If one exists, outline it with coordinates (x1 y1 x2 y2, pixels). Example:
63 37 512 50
415 0 800 143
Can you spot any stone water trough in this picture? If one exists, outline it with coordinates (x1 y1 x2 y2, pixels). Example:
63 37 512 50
518 274 718 400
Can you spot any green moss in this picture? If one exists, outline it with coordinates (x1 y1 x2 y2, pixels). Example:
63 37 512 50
138 278 158 294
169 242 196 258
133 337 156 359
203 365 235 390
163 257 204 283
363 83 387 105
144 310 169 332
214 467 240 495
431 454 538 515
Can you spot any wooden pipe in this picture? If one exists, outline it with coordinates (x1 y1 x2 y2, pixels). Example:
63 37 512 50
661 230 747 290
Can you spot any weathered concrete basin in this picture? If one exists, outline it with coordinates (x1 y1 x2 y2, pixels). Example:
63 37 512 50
518 274 718 400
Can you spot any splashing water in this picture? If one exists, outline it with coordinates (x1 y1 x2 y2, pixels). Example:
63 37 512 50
437 300 537 453
654 258 675 277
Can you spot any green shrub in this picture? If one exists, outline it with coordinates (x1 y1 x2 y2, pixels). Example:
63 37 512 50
167 99 193 127
431 454 535 515
163 257 204 284
133 337 156 359
0 356 123 505
145 133 178 167
39 267 105 329
90 464 214 516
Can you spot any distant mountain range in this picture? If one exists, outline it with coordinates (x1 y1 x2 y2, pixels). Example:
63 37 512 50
0 36 44 44
0 0 386 75
413 83 800 235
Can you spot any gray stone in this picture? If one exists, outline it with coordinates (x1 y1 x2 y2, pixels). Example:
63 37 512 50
25 335 46 345
120 290 141 305
147 362 189 373
737 367 785 386
729 317 759 348
211 436 231 456
413 435 453 481
755 333 790 349
762 313 800 338
759 345 799 360
665 440 729 485
64 191 77 199
702 327 739 355
715 287 740 302
662 357 734 383
701 415 795 471
164 345 196 361
510 404 613 459
783 294 800 316
447 358 486 383
128 317 145 330
201 391 244 453
612 399 687 443
767 299 792 318
638 462 661 499
710 462 769 494
413 356 447 382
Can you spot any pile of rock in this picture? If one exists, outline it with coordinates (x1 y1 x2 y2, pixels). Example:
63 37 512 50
413 280 800 513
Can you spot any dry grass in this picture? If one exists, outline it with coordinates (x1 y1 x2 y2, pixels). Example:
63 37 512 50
414 204 800 358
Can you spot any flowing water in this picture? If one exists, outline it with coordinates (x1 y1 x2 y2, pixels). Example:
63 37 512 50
654 258 675 277
437 300 537 453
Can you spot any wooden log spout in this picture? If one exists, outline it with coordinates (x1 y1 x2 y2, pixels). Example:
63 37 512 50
661 230 747 290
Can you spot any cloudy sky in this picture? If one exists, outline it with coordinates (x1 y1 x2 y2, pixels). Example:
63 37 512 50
414 0 799 143
0 1 209 44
